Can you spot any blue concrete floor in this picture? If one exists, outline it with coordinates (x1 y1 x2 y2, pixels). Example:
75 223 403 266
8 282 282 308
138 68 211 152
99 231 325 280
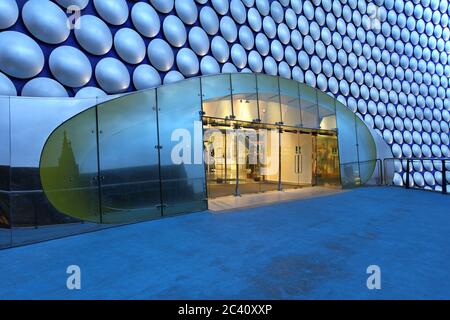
1 187 450 299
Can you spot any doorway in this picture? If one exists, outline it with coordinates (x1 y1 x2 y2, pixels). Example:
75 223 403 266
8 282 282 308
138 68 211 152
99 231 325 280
236 123 280 195
203 122 237 199
280 129 314 189
316 134 340 186
203 118 340 199
204 120 281 198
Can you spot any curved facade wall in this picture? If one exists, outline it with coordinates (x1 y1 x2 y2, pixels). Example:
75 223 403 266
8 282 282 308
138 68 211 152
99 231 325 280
0 0 449 192
38 74 375 223
0 74 376 248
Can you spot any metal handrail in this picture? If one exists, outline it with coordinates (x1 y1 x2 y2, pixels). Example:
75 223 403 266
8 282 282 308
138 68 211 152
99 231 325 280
339 158 383 186
383 157 449 194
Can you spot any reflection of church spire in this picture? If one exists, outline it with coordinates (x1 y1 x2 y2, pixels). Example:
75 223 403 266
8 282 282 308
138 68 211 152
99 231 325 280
58 131 79 183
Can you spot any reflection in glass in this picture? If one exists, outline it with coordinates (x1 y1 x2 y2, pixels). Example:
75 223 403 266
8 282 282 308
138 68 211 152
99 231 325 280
359 160 382 186
355 115 377 184
258 128 280 192
231 73 259 122
98 90 161 223
257 75 281 124
339 162 361 188
335 101 358 164
202 74 233 119
317 92 337 130
9 191 104 247
299 83 319 128
204 123 238 198
316 134 340 186
40 108 101 223
235 125 280 194
0 97 10 191
157 78 207 215
279 78 301 127
236 127 259 194
0 192 11 248
5 74 371 249
10 97 95 192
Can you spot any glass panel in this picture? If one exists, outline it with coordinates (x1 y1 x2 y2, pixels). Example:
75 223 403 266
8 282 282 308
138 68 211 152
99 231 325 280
224 127 238 189
446 160 450 195
257 75 281 124
10 97 97 191
355 115 377 184
298 133 314 186
40 108 101 223
237 125 280 195
335 101 358 164
9 97 100 247
281 129 299 189
157 78 207 215
204 123 237 198
97 90 161 223
360 160 382 186
316 134 340 186
0 92 11 247
339 162 361 188
317 92 337 130
9 191 80 227
231 73 259 122
0 192 11 248
258 128 280 192
299 83 319 128
281 131 314 189
236 126 260 195
279 78 301 127
201 74 233 119
10 192 103 247
0 97 10 191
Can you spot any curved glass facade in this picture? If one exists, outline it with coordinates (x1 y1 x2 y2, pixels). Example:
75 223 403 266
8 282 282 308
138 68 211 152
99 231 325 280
1 74 376 248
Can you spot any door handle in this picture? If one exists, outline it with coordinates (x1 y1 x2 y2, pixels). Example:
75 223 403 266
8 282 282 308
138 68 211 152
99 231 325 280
299 155 303 173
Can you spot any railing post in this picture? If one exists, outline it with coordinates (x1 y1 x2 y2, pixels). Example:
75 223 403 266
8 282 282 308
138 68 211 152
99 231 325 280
378 159 383 186
443 159 447 195
405 159 410 189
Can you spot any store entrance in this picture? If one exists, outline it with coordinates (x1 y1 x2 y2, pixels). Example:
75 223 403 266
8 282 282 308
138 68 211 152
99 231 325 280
203 121 237 199
203 118 340 199
280 129 314 189
203 119 280 198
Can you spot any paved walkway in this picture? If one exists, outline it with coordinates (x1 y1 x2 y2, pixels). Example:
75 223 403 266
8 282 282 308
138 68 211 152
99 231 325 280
1 187 450 299
208 186 344 211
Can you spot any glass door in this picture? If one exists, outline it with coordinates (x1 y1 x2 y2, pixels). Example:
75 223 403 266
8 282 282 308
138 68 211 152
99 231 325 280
281 130 314 189
258 127 280 192
298 133 314 186
281 129 300 189
204 122 237 198
235 123 280 195
236 125 260 195
316 134 340 186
